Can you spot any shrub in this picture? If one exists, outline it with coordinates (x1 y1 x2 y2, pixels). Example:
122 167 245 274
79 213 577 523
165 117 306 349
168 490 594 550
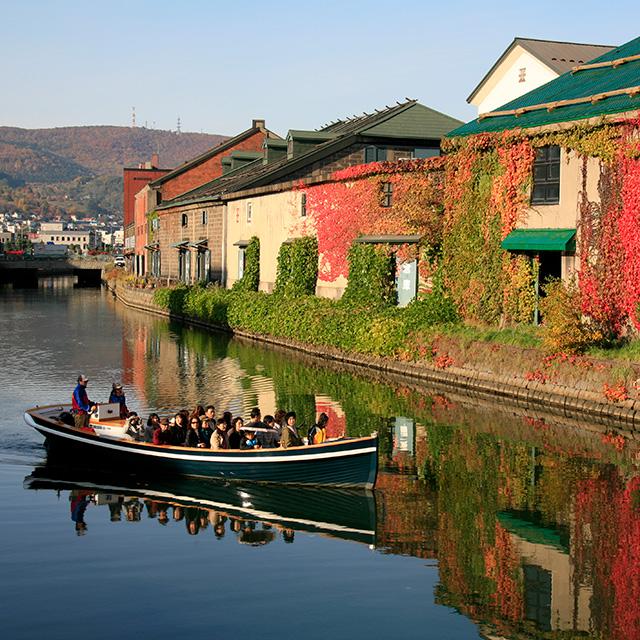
540 278 601 354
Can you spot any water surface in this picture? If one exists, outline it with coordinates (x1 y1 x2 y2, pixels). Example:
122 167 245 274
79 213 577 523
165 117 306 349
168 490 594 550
1 278 639 639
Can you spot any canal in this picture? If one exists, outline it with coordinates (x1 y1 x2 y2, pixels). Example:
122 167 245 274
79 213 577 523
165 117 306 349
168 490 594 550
1 277 638 639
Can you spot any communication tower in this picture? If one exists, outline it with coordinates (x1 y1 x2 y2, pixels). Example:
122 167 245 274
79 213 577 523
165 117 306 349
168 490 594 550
132 106 136 128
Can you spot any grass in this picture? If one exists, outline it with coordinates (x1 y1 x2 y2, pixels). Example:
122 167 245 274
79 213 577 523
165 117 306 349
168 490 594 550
431 322 544 350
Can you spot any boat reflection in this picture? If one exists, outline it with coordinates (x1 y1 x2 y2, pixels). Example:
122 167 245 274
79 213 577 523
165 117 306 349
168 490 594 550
24 461 377 546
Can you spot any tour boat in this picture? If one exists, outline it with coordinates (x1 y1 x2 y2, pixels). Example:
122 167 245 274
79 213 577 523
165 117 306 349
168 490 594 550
24 463 377 546
24 404 379 489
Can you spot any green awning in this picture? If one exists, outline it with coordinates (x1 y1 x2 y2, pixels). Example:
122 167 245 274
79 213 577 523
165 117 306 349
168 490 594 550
169 240 189 248
501 228 576 252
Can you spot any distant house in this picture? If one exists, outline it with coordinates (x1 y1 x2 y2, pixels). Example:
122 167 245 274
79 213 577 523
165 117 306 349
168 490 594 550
123 155 168 272
468 38 615 115
153 99 462 300
131 120 278 278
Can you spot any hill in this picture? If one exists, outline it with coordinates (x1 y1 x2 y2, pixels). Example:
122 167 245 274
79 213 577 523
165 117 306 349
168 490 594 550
0 125 229 183
0 126 229 220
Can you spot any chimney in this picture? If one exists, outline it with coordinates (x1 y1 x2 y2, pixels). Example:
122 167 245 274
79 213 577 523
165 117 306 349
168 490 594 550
152 154 159 168
252 119 266 131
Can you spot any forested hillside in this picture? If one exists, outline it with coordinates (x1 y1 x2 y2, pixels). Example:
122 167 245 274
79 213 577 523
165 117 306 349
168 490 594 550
0 126 229 220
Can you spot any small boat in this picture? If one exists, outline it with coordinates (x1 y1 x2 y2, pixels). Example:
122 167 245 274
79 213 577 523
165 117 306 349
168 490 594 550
24 404 378 489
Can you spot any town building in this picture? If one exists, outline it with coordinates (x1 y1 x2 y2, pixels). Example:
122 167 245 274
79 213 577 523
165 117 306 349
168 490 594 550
123 155 169 273
131 120 278 277
446 34 640 328
37 221 99 252
468 38 615 115
151 100 461 301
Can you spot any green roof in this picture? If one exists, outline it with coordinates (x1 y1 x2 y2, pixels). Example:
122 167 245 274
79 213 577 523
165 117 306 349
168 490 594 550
501 228 576 252
448 35 640 138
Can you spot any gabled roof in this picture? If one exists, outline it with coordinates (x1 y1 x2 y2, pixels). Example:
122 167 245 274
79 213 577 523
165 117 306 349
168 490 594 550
468 37 615 104
448 35 640 138
148 121 280 187
159 100 463 209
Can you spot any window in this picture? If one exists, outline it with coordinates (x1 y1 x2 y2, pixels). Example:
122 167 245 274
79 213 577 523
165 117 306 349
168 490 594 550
531 146 560 205
247 202 252 223
381 182 393 208
202 210 207 225
301 193 307 218
151 218 159 231
413 148 440 159
181 214 188 227
364 146 387 163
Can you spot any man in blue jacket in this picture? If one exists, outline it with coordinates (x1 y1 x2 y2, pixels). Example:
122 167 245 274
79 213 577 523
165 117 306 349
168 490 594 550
72 374 96 429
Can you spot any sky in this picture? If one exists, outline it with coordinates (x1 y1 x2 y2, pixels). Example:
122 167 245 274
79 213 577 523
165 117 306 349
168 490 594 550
1 0 639 139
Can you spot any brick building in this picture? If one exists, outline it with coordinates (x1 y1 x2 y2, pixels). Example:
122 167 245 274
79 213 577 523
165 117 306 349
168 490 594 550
132 120 278 277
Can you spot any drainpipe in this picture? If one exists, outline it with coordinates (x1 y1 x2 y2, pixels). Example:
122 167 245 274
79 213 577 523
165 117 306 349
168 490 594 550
533 253 540 326
221 203 228 288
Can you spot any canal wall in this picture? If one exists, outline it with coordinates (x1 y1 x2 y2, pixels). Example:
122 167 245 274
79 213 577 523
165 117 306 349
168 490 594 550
106 279 640 431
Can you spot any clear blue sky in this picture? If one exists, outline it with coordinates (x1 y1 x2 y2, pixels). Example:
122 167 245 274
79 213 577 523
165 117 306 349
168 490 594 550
1 0 637 138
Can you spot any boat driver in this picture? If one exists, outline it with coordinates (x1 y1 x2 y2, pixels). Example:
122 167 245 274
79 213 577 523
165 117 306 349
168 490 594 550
72 374 97 430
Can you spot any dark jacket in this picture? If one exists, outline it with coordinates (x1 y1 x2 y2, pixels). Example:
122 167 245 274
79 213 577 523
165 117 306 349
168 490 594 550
184 428 207 448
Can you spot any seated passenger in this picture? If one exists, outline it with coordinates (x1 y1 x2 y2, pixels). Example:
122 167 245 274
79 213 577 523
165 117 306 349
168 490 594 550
144 413 159 443
109 382 129 418
198 415 214 446
280 411 303 449
228 417 244 449
210 418 230 450
171 413 187 444
262 414 280 447
308 412 329 445
125 412 144 441
240 427 261 450
184 417 208 448
153 418 174 446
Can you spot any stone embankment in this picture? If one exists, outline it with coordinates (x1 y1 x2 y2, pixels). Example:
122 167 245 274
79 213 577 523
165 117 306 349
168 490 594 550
106 279 640 432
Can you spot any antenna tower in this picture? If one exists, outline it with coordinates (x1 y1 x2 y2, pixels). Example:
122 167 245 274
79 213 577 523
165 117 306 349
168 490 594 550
132 106 136 128
176 116 181 134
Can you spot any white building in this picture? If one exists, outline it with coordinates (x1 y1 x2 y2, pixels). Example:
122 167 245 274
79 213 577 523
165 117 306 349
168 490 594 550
468 38 615 115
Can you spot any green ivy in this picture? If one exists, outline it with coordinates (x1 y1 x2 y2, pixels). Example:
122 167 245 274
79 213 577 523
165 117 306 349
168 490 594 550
274 236 318 296
152 283 459 358
232 235 260 292
342 242 397 307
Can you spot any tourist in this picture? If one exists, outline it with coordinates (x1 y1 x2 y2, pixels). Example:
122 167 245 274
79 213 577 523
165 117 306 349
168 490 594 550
144 413 160 443
125 411 144 441
72 374 96 430
190 404 206 421
280 411 303 448
308 412 329 445
273 409 286 438
263 414 280 447
246 407 276 449
171 412 188 444
210 418 229 450
109 382 129 418
153 418 173 445
240 427 261 450
228 417 244 449
198 415 213 446
204 405 216 426
185 417 208 448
